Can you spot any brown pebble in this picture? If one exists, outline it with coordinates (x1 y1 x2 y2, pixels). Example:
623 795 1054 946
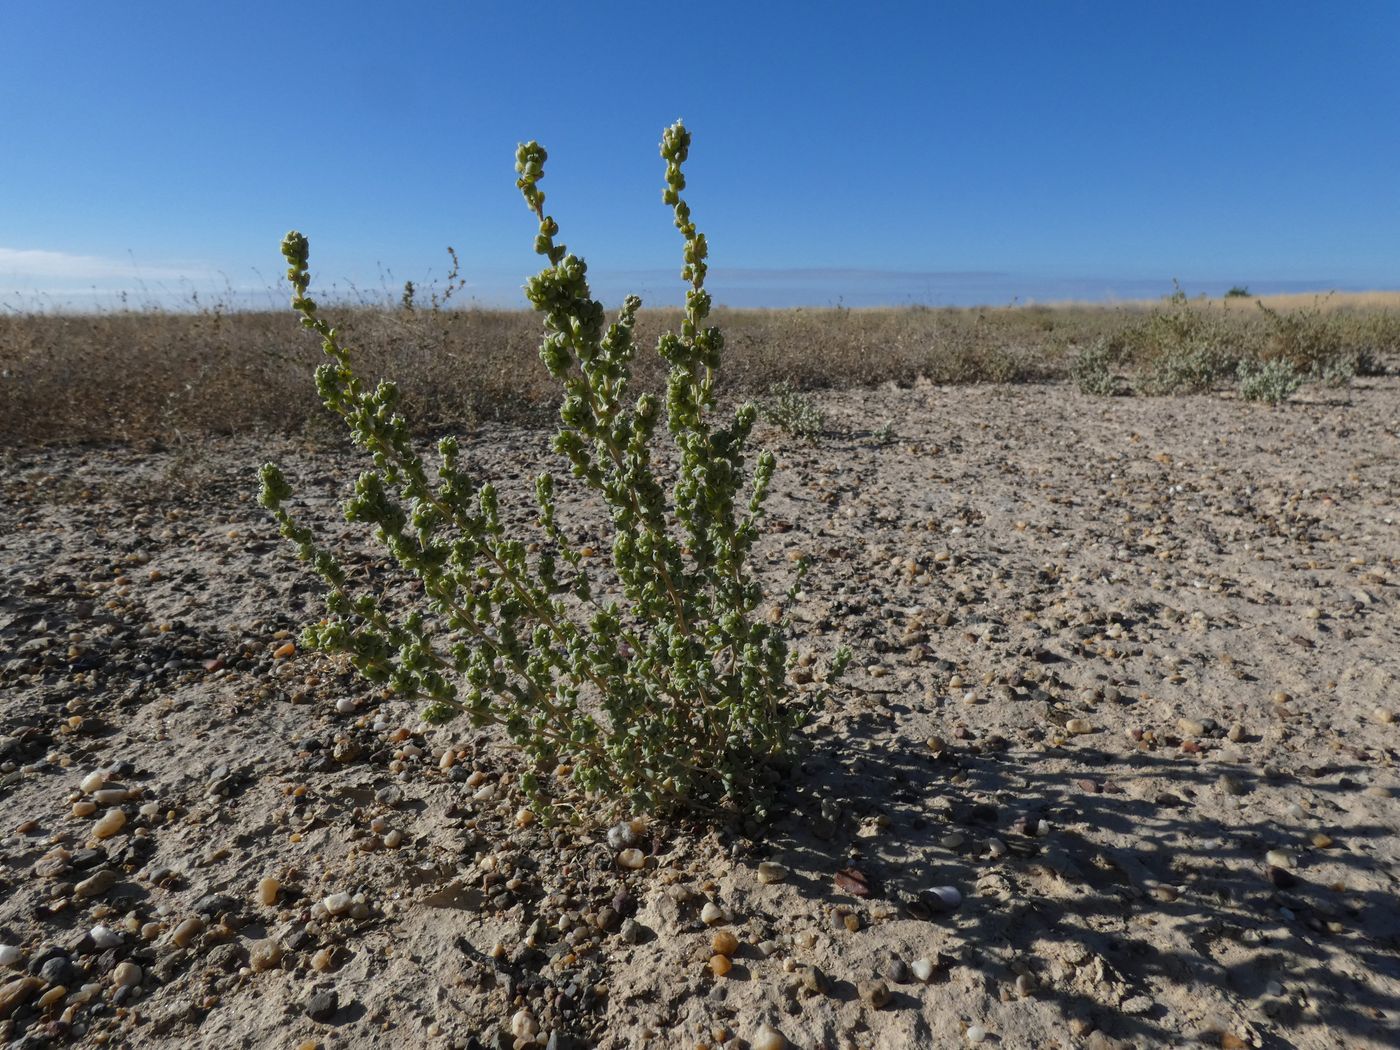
711 931 739 956
709 954 732 977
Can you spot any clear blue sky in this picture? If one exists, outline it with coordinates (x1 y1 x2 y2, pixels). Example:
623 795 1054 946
3 1 1397 308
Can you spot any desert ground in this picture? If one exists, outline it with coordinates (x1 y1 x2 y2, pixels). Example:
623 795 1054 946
1 376 1398 1050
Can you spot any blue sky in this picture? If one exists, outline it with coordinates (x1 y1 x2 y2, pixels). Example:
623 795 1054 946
2 1 1397 309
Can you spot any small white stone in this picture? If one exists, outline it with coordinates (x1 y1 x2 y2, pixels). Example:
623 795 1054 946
752 1023 787 1050
616 848 646 870
0 945 21 967
472 783 497 802
700 901 725 925
966 1024 988 1044
1265 849 1294 870
987 838 1007 859
606 821 638 849
929 885 961 909
510 1008 539 1039
322 892 353 916
80 770 106 794
111 961 142 988
335 698 355 714
911 958 934 982
89 926 122 949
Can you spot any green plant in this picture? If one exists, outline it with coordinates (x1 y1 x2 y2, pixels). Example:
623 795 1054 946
258 123 846 816
1224 285 1251 298
760 381 825 442
1132 285 1236 394
1070 337 1120 396
1253 297 1354 383
1237 358 1303 403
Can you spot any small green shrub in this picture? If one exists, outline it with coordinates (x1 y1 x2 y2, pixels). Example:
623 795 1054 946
258 123 847 815
1254 298 1349 380
1131 286 1236 394
1070 337 1121 396
1237 358 1303 403
760 382 825 442
1224 285 1251 298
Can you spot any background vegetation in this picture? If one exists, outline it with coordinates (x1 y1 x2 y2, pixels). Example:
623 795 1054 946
3 292 1397 445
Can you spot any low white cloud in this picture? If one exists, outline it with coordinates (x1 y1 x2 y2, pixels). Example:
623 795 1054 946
0 246 199 282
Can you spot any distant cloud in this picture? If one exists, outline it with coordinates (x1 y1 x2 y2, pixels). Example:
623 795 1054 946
0 246 190 282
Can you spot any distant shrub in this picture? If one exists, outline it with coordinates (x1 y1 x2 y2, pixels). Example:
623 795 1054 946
1070 337 1121 396
1130 286 1237 395
760 381 825 442
1225 285 1251 298
1237 358 1303 403
1254 298 1350 381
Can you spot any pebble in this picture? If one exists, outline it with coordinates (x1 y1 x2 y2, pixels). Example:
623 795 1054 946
927 885 962 911
966 1024 988 1044
606 821 639 849
511 1008 539 1039
305 989 338 1021
80 771 106 794
709 954 732 977
712 930 740 956
249 939 284 972
111 961 141 988
171 916 204 948
1264 849 1294 870
752 1023 787 1050
617 848 646 870
75 869 117 898
89 926 122 949
0 976 42 1019
257 877 280 906
323 892 353 916
858 978 891 1009
0 946 19 967
92 809 126 839
1227 723 1247 742
756 861 788 884
700 902 725 925
335 698 355 714
1066 719 1094 735
72 800 97 818
91 788 129 805
911 958 935 982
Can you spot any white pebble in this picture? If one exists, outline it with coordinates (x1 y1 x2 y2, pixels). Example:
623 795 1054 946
967 1024 988 1044
89 926 122 949
335 698 356 714
911 958 935 982
0 945 21 967
607 821 638 849
80 770 106 794
987 838 1007 859
752 1023 787 1050
929 885 961 909
616 848 646 870
700 902 725 925
510 1008 539 1039
322 892 353 916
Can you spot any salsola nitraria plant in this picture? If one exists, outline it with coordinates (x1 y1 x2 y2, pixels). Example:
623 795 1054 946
259 122 845 813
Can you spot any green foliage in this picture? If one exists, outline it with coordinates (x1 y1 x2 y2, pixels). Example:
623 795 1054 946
1254 297 1356 385
1131 286 1237 395
1070 337 1121 396
259 123 841 815
760 382 825 442
1237 358 1303 404
1224 285 1251 298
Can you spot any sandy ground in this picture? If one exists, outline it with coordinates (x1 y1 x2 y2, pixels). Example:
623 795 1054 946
1 378 1397 1050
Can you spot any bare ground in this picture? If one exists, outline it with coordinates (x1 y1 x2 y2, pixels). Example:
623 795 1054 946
1 378 1397 1050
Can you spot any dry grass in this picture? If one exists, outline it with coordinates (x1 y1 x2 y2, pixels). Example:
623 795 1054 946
2 297 1397 446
